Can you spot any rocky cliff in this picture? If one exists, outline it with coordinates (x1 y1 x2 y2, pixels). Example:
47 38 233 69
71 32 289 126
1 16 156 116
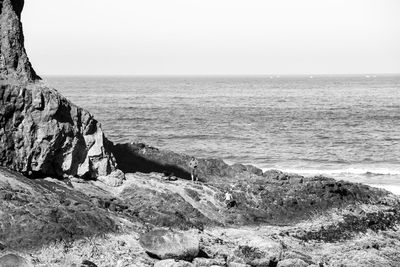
0 0 39 82
0 0 121 179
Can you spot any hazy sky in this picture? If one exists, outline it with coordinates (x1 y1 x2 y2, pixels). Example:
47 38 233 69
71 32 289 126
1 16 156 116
22 0 400 75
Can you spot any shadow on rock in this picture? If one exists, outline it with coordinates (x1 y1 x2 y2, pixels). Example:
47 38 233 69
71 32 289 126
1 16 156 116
112 143 191 180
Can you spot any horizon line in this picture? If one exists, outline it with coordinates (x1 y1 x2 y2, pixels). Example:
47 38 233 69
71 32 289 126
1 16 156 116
41 73 400 77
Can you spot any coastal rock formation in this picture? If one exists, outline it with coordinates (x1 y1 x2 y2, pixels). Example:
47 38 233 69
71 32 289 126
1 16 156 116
0 0 122 179
0 0 39 82
1 1 400 266
112 142 263 181
0 83 120 179
1 166 400 266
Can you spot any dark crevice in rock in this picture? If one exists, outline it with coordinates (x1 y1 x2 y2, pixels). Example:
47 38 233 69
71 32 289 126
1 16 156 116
268 259 279 267
145 252 162 260
197 249 210 259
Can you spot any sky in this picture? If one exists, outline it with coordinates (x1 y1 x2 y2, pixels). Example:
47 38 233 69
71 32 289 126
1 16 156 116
22 0 400 76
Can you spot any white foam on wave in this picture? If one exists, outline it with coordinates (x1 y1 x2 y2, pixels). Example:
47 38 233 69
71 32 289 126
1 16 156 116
263 167 400 177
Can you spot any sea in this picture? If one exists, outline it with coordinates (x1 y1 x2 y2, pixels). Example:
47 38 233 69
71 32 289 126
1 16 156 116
45 75 400 194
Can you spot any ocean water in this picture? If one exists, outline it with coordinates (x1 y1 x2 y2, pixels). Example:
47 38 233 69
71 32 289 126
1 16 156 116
45 75 400 191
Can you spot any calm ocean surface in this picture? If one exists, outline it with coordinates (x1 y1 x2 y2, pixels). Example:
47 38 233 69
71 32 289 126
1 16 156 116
46 75 400 191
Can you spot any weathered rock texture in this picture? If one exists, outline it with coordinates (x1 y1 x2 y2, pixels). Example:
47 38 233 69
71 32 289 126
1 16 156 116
0 168 118 250
2 166 400 266
139 229 200 261
0 0 39 82
0 84 120 178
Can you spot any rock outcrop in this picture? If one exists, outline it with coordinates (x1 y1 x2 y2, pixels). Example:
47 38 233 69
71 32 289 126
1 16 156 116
0 167 118 250
0 83 121 179
112 142 263 181
0 0 122 179
0 0 39 82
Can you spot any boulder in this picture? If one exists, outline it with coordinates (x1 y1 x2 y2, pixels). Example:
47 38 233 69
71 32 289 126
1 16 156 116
98 169 125 187
139 229 199 261
0 253 30 267
154 259 195 267
0 83 122 179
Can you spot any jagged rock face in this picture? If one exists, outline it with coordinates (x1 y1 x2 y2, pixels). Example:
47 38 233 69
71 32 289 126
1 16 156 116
0 83 120 178
0 0 39 82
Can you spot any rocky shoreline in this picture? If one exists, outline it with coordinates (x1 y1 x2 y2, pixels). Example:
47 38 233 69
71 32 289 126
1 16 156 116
1 167 400 266
1 1 400 266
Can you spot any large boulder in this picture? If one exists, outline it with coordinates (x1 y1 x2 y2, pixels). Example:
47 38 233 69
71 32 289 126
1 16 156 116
139 229 200 261
0 83 121 179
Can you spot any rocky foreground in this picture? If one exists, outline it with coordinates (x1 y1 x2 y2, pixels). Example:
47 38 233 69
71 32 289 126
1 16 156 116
1 0 400 266
1 166 400 266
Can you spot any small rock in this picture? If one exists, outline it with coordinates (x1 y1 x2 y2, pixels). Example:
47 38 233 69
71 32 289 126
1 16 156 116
140 229 199 261
154 259 195 267
118 240 126 246
277 258 308 267
98 170 125 187
0 242 5 250
0 253 30 267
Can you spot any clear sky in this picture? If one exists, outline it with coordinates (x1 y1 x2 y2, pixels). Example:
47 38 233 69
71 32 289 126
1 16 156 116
22 0 400 76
